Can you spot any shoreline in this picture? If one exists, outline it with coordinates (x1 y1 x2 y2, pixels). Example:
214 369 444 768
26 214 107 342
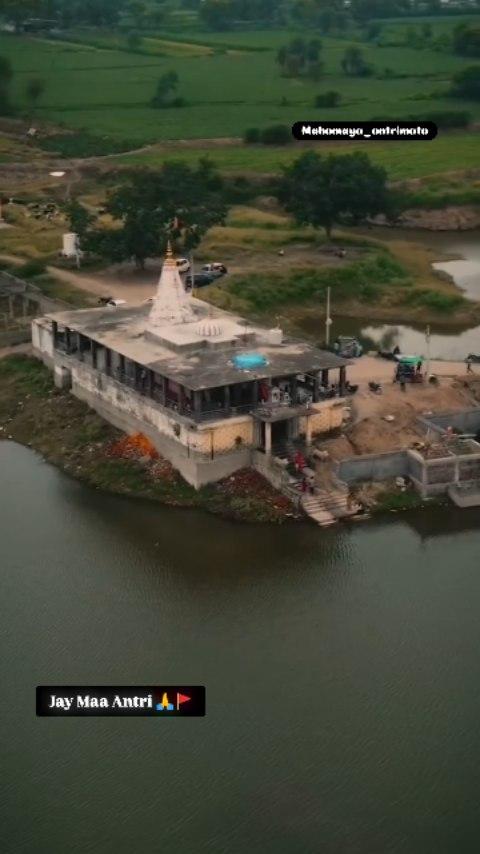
0 353 461 526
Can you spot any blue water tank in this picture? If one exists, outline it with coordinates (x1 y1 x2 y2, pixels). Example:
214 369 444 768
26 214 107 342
232 352 268 370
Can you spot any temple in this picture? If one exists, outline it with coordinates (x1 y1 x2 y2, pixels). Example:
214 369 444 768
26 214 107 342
32 247 350 488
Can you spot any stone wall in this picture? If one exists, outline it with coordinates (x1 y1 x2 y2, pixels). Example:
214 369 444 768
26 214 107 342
407 448 480 498
337 451 409 484
419 409 480 437
299 400 345 437
196 415 255 455
71 371 253 488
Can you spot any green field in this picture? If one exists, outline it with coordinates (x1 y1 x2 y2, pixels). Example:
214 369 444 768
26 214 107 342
1 20 480 151
119 133 480 180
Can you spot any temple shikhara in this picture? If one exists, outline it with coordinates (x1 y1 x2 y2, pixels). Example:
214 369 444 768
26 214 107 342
32 246 349 488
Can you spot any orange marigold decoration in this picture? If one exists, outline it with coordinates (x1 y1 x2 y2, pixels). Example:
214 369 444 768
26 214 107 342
107 433 159 461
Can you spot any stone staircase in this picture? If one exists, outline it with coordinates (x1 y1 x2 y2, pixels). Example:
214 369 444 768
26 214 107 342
301 494 336 527
264 441 361 527
301 488 361 527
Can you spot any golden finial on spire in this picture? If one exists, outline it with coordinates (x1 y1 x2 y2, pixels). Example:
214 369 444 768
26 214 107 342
164 239 175 266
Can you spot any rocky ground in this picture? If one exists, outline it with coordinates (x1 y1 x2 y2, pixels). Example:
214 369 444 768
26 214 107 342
321 372 478 460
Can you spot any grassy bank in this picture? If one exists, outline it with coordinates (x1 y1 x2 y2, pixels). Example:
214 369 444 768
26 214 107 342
0 355 296 524
118 134 480 181
198 208 477 327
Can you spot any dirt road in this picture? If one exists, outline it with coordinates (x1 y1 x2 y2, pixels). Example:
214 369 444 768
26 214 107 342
348 356 470 385
0 343 31 359
47 265 158 304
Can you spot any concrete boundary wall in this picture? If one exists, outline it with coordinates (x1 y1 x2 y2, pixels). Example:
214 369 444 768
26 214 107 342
72 380 252 488
417 408 480 437
337 451 409 484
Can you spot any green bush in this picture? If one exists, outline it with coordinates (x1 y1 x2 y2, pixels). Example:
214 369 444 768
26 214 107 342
314 91 341 108
402 289 464 313
244 127 261 144
373 111 471 128
38 132 134 158
260 124 291 145
17 258 47 278
451 65 480 101
419 110 471 128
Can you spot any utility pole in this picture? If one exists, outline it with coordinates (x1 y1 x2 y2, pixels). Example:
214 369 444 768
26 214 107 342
425 324 431 379
325 286 332 347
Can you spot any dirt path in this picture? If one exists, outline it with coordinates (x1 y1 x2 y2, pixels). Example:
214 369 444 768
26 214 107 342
348 355 470 385
47 264 158 304
0 343 31 359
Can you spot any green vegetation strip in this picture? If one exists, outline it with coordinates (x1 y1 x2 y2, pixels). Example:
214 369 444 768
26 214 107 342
119 134 480 180
212 253 412 313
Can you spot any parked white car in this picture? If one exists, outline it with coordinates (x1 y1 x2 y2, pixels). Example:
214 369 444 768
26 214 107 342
175 258 190 273
201 262 227 276
105 299 127 308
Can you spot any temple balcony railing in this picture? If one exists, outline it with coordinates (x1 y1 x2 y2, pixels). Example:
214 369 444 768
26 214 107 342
53 344 346 425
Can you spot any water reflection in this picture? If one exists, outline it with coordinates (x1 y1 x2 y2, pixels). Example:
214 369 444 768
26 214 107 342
431 233 480 301
4 442 480 854
299 229 480 359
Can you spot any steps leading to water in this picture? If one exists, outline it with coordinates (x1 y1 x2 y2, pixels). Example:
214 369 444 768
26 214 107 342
301 495 336 527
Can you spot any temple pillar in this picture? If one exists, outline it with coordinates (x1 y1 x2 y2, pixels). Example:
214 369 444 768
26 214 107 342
52 320 58 349
224 385 230 411
193 390 202 414
265 422 272 455
321 369 329 387
305 416 313 447
291 376 298 404
339 366 346 396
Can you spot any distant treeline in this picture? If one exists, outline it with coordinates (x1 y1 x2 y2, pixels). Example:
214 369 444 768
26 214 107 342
0 0 165 30
2 0 479 33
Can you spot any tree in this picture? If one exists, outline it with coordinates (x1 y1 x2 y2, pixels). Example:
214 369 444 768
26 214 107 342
451 65 480 101
244 127 261 143
421 22 432 42
278 151 389 239
0 55 13 116
453 23 480 58
350 0 410 22
277 38 323 80
25 78 45 122
126 31 142 50
260 124 290 145
151 71 184 108
84 160 227 269
366 21 382 42
198 0 232 30
64 200 94 238
315 90 341 107
341 45 373 76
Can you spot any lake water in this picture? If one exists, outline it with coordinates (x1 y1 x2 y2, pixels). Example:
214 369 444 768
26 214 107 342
2 442 480 854
301 230 480 360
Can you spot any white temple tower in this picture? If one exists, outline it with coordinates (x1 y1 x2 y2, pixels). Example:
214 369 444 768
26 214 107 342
147 243 195 332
